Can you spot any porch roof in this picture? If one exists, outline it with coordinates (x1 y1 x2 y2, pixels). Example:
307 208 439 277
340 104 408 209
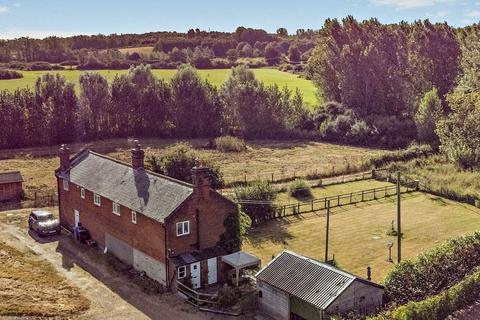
222 251 260 269
170 246 227 266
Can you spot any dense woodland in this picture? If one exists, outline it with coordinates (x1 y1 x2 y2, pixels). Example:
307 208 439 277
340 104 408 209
1 18 480 170
0 27 316 70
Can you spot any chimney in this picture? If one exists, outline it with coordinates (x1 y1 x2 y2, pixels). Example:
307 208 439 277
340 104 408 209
191 160 211 199
59 144 71 171
131 140 145 170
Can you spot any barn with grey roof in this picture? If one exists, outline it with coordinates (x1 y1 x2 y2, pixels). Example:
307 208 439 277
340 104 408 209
255 250 383 320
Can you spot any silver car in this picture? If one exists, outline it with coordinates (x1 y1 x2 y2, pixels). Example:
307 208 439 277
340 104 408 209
28 210 61 236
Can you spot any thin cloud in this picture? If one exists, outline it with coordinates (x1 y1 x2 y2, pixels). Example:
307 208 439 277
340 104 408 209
466 9 480 17
371 0 454 9
0 28 82 40
0 5 9 14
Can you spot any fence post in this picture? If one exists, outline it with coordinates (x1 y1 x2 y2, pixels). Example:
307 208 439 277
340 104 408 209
362 190 364 202
337 194 340 206
350 193 353 204
244 174 247 184
297 202 300 214
271 173 274 182
311 200 314 212
374 188 376 199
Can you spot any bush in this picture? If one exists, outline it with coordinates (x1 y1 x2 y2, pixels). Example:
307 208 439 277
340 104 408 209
219 207 251 253
217 286 241 308
369 143 434 168
371 268 480 320
215 136 246 152
0 69 23 80
383 232 480 306
288 179 312 199
234 181 277 225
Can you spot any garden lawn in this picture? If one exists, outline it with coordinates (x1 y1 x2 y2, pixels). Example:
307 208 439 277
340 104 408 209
243 191 480 283
0 68 319 108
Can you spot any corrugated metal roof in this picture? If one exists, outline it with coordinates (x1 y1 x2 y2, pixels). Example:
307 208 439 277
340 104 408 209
256 250 380 310
0 171 24 184
57 150 193 223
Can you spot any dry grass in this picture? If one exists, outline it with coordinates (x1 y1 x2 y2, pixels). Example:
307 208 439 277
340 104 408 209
117 46 155 55
243 185 480 283
0 239 89 316
0 138 389 200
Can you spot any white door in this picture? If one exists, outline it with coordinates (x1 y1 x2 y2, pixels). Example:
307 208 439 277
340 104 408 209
190 262 201 289
74 209 80 227
207 258 217 285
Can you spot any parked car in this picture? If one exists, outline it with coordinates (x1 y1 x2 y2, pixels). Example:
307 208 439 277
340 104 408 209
28 210 61 236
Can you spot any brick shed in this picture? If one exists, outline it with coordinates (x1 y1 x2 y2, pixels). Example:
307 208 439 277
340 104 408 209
0 171 24 201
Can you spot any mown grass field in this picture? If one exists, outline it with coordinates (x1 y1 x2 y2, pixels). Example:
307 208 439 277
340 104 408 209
0 233 89 316
117 46 154 55
0 68 319 107
0 138 389 201
243 182 480 283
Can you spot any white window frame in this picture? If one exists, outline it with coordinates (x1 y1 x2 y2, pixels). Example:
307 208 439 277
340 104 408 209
80 187 85 199
177 265 186 279
131 211 137 224
63 179 69 191
112 202 121 216
176 221 190 236
93 193 101 206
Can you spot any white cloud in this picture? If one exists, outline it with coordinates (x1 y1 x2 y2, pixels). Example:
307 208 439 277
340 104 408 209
0 5 9 14
466 9 480 17
371 0 454 10
0 28 82 40
436 10 450 17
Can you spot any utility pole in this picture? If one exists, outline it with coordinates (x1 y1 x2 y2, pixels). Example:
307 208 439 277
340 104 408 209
397 171 402 263
325 200 330 262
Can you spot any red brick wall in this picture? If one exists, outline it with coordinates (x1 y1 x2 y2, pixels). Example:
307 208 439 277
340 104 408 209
166 191 237 256
57 177 167 264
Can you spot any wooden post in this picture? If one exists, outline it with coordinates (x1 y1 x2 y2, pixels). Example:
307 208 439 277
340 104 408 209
297 202 300 214
244 174 247 184
311 200 314 211
325 200 331 262
361 190 364 202
350 193 353 204
397 171 402 263
337 194 340 206
235 267 239 287
271 173 274 182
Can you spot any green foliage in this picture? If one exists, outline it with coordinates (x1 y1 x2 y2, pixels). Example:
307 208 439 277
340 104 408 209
383 232 480 306
265 43 281 65
288 179 312 199
219 205 252 253
415 88 443 147
146 142 224 189
217 286 241 308
371 268 480 320
0 70 22 80
437 91 480 169
288 45 301 63
214 136 246 152
369 144 434 168
234 181 277 224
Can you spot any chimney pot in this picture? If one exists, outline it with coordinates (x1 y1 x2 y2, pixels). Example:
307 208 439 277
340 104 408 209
59 144 71 171
131 140 145 170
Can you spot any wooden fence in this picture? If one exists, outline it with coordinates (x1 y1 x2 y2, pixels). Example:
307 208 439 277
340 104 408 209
176 281 218 307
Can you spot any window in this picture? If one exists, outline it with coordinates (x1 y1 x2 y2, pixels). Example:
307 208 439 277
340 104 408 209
176 221 190 236
80 188 85 199
63 179 69 191
131 211 137 224
112 202 121 215
93 193 101 206
177 266 186 279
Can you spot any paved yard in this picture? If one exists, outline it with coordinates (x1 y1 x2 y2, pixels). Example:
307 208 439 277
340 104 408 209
0 208 234 320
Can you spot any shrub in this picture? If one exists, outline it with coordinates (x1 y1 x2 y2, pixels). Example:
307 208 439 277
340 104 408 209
219 206 251 253
217 286 241 308
288 179 312 199
0 69 23 80
371 267 480 320
214 136 246 152
369 143 434 168
234 181 277 225
383 231 480 306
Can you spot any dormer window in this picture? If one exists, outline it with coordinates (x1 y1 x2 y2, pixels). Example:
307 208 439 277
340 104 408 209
94 193 101 206
176 221 190 236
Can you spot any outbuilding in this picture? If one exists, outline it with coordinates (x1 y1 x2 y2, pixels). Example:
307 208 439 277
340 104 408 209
0 171 24 201
256 250 384 320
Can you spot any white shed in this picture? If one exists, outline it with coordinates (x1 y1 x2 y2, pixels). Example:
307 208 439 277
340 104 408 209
255 250 384 320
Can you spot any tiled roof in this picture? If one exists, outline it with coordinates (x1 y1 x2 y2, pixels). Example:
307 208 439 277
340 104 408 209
0 171 24 184
256 250 383 310
57 150 193 223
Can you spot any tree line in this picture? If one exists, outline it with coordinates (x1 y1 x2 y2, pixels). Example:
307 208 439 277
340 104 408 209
0 64 310 149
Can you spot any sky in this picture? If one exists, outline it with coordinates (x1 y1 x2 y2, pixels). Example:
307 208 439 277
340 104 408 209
0 0 480 39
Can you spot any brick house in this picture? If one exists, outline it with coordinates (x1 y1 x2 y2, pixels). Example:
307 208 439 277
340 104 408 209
55 142 238 289
0 171 24 201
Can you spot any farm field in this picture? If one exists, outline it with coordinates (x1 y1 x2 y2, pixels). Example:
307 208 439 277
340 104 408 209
0 138 389 200
117 46 154 55
0 68 319 107
243 187 480 283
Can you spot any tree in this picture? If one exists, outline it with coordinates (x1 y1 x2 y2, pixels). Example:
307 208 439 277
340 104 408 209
218 208 251 253
79 72 110 138
276 27 288 36
288 45 301 63
264 43 281 65
226 48 238 62
234 181 277 225
415 87 443 147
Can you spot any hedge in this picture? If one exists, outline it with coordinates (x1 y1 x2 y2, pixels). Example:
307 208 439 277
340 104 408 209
369 144 433 168
370 267 480 320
